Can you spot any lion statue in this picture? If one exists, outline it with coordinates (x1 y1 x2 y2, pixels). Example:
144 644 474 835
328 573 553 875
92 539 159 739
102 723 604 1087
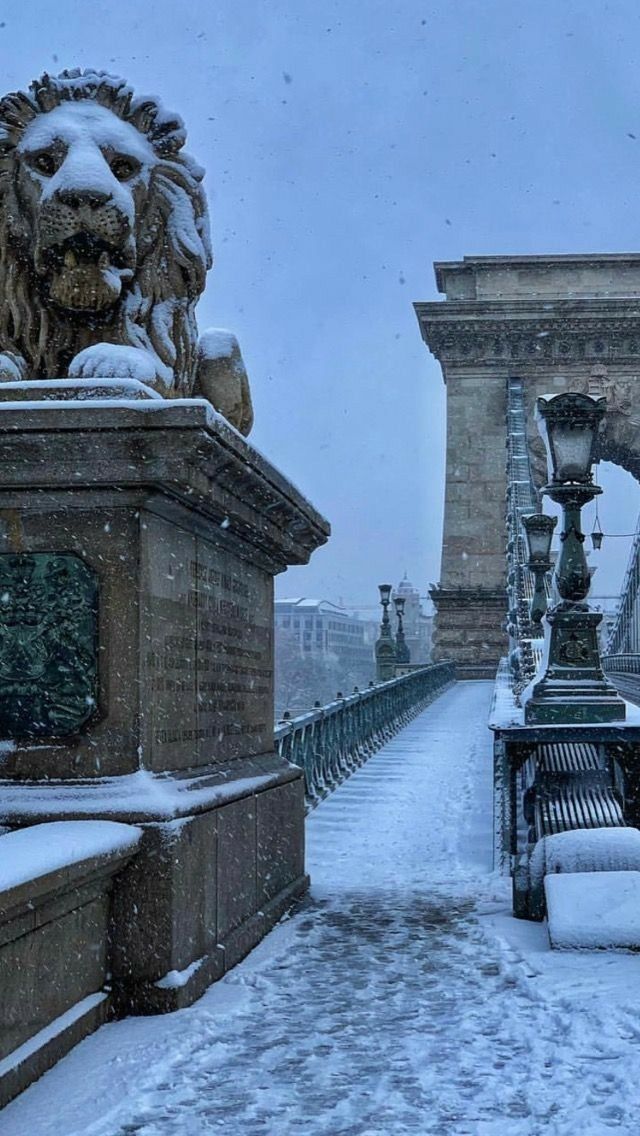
0 69 253 434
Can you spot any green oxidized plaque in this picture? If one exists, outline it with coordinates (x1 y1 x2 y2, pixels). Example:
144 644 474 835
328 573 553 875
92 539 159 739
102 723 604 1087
0 553 98 738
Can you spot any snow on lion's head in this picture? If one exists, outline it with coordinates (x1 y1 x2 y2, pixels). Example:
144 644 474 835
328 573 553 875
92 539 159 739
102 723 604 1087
0 69 212 395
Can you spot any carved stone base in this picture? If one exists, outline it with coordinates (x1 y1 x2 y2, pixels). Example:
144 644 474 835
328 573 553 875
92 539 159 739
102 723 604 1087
430 586 507 679
0 395 329 1015
524 608 626 725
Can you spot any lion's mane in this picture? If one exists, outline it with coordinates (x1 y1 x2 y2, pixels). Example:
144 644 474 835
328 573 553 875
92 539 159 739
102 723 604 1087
0 69 212 393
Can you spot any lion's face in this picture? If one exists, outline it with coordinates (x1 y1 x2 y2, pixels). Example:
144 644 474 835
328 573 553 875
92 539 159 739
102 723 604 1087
0 69 213 394
15 101 155 313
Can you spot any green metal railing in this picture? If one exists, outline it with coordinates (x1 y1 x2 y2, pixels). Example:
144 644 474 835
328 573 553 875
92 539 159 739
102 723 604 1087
504 377 546 694
602 654 640 675
605 525 640 656
275 662 455 809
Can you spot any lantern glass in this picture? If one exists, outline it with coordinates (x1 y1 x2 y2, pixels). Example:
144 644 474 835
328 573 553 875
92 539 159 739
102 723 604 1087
549 421 594 481
522 513 556 563
536 393 605 483
591 530 604 551
378 584 392 604
394 596 405 615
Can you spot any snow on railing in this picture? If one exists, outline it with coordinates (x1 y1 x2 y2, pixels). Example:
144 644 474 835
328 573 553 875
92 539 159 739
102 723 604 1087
275 662 455 809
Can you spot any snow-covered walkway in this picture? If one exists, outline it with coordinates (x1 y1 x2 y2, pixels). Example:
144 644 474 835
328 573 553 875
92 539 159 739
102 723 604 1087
5 681 640 1135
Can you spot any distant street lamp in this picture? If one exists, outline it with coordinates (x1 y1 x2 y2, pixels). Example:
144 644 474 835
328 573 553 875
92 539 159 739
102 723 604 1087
524 392 625 724
591 513 604 551
521 513 556 625
375 584 396 681
394 595 411 665
591 523 604 551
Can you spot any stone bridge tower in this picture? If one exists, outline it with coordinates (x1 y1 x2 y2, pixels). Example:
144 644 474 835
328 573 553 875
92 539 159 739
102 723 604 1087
415 254 640 678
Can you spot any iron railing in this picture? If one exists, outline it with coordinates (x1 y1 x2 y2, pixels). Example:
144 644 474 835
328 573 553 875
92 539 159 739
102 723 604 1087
504 377 547 694
602 654 640 675
605 523 640 656
275 662 455 809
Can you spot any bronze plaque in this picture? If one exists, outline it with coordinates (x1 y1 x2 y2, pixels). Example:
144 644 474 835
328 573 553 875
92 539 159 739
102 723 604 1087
0 553 98 738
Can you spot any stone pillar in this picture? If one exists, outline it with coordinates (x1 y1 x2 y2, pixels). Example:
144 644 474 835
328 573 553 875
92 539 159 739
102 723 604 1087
0 391 329 1012
429 370 508 678
415 253 640 678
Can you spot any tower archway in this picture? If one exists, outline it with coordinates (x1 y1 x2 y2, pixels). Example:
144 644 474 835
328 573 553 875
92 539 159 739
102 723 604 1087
415 254 640 677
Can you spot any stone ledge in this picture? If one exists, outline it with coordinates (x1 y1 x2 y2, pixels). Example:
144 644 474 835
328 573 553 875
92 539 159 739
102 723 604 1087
0 753 302 825
0 398 330 572
0 991 109 1110
0 821 142 919
433 252 640 297
0 822 142 1107
430 586 507 609
0 378 161 402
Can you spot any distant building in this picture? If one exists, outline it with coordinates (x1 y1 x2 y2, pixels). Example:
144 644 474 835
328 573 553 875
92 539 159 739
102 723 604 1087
392 575 433 663
274 599 375 672
274 598 377 716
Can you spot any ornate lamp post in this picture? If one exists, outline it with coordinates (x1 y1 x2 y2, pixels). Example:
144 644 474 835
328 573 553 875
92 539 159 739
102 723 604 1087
375 584 396 681
394 595 411 665
521 513 556 625
524 392 625 724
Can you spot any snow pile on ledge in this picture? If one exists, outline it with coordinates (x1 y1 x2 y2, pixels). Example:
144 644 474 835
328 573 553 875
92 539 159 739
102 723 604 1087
198 328 239 359
0 820 142 893
154 957 205 990
530 826 640 886
546 871 640 949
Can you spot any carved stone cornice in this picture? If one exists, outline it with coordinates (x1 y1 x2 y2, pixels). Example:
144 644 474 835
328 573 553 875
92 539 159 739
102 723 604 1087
430 586 507 610
433 253 640 294
415 298 640 371
0 400 331 573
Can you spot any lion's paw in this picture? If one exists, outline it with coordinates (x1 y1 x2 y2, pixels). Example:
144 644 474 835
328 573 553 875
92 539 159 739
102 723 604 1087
69 345 159 385
0 352 28 382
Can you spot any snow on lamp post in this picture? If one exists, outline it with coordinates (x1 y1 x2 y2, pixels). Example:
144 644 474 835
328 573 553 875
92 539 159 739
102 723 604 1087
521 513 556 626
524 392 625 724
394 595 411 665
375 584 396 681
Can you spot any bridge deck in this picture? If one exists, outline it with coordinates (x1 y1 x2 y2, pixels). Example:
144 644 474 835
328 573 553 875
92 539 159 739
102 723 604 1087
5 683 640 1135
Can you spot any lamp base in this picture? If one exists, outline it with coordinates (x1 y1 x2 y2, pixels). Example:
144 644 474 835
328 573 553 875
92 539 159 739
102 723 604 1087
524 607 626 725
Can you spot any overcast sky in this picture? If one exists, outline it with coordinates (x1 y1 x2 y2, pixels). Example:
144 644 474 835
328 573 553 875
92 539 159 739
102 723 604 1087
5 0 640 606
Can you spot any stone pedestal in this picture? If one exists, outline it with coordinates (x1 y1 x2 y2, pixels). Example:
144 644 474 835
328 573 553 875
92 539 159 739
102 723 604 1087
429 586 506 679
524 608 625 726
0 393 329 1012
